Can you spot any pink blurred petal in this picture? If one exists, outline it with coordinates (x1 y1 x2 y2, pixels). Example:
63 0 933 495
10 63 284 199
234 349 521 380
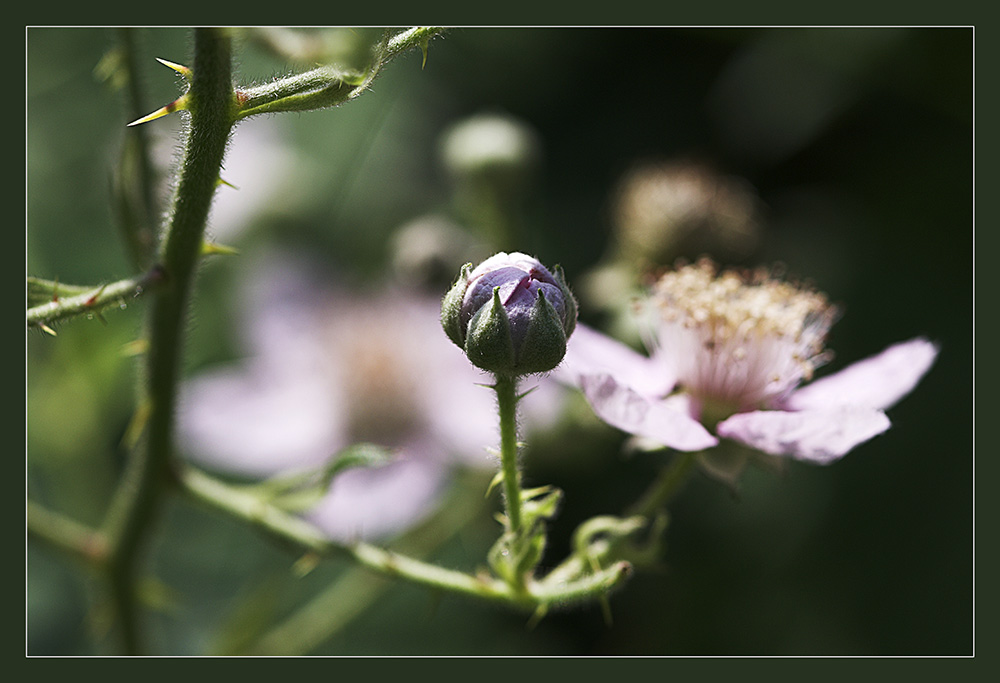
716 406 891 464
783 337 938 411
178 364 346 477
557 323 677 397
305 451 449 541
580 373 717 451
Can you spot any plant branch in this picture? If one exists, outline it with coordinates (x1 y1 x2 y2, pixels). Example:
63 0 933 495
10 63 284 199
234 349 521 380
234 27 446 119
177 463 631 614
26 499 108 567
26 270 164 330
112 28 160 269
241 469 489 655
494 374 524 533
100 28 235 655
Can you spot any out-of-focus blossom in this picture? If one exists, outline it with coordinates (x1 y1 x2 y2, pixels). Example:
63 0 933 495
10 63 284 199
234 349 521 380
557 259 937 469
439 112 542 250
580 160 761 347
440 112 541 193
208 119 303 242
390 214 488 290
609 160 761 265
178 251 559 541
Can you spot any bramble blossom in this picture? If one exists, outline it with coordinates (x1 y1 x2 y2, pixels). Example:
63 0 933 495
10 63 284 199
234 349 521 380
557 259 937 466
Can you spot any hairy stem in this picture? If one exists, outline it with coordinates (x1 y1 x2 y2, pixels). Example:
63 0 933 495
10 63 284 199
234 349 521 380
242 470 489 655
235 27 447 119
26 269 164 330
494 374 523 532
100 28 235 655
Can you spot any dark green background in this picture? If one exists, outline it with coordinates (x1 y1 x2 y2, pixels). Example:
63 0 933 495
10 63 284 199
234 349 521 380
26 27 972 656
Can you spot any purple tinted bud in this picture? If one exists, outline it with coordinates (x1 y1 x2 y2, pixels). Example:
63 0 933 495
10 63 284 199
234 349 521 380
441 252 577 376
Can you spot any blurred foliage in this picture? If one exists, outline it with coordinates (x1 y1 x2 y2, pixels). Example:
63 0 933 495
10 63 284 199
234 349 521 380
26 27 972 655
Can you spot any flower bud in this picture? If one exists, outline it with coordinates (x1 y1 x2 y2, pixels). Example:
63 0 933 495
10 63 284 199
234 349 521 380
442 252 577 376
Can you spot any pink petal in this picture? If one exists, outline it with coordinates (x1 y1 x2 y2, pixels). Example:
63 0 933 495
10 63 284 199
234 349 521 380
177 364 345 477
716 406 891 464
580 373 718 451
556 323 676 397
305 453 449 542
783 337 938 411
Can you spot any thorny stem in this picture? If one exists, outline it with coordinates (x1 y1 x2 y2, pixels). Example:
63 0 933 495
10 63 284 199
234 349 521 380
26 269 164 330
100 28 235 656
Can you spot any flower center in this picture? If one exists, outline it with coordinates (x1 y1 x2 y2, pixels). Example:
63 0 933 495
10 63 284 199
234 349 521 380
641 259 836 411
326 310 424 446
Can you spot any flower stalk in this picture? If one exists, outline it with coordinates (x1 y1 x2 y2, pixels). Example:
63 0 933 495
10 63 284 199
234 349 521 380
494 374 524 532
627 451 699 519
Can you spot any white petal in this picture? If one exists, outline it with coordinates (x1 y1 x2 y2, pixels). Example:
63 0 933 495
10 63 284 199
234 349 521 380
556 323 676 398
784 337 938 411
716 406 891 464
580 373 717 451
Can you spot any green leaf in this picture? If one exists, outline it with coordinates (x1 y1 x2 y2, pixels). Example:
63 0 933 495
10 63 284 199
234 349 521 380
258 442 392 513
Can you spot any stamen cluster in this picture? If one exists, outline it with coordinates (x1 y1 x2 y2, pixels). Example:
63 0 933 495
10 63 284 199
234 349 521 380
643 259 837 410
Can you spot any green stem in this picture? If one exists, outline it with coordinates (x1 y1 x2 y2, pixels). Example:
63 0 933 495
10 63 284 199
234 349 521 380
177 463 630 613
26 500 108 567
100 28 235 656
384 26 446 59
627 451 699 519
26 269 163 329
494 374 523 532
235 27 447 119
243 470 489 655
114 27 160 269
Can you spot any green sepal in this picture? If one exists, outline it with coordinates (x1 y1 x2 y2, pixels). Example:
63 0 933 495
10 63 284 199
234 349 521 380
464 287 516 374
553 264 577 337
516 288 568 374
487 485 563 585
440 262 472 348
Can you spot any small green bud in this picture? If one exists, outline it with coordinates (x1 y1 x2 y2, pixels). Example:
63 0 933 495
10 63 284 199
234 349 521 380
441 252 578 376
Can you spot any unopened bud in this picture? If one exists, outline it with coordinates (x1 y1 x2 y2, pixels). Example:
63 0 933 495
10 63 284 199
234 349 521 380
442 252 577 376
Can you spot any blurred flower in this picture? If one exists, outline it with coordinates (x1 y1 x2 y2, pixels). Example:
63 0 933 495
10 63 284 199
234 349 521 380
440 111 541 192
609 159 760 264
208 118 302 242
442 252 577 376
390 213 488 290
439 111 542 250
580 160 762 347
178 251 560 541
557 259 937 470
